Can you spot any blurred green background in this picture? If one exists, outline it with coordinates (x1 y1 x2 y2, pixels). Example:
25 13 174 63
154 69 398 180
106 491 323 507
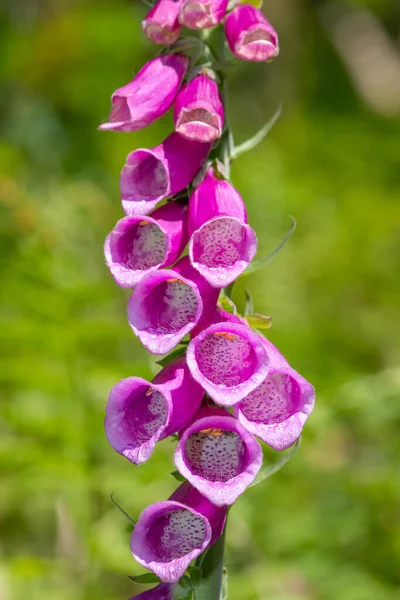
1 0 400 599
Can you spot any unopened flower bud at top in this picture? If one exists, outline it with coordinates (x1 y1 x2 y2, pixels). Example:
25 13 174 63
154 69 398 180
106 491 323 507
142 0 184 45
105 356 204 465
174 74 224 143
127 256 219 355
188 166 257 287
98 54 188 133
225 4 279 63
174 404 262 506
104 202 188 288
179 0 229 30
187 309 270 405
130 482 227 583
120 132 211 216
234 338 315 451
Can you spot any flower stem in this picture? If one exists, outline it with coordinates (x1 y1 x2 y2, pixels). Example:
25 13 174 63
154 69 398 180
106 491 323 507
195 524 226 600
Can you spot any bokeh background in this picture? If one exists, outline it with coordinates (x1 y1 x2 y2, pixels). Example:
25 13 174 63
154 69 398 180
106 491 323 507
1 0 400 599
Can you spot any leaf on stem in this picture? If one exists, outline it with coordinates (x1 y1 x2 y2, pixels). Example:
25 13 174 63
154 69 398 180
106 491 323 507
218 295 237 316
244 289 254 317
156 345 187 368
241 0 263 7
250 437 301 488
187 566 203 587
245 314 272 330
128 573 161 584
110 493 135 527
171 470 187 483
242 216 297 276
232 104 281 159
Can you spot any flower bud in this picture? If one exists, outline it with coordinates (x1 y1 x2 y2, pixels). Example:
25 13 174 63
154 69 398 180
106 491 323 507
179 0 229 30
130 482 227 583
225 4 279 62
188 167 257 287
174 404 262 506
174 74 224 143
98 54 188 133
234 339 315 451
105 357 204 465
127 256 219 354
142 0 184 45
187 315 270 405
104 202 188 288
120 133 211 216
129 584 173 600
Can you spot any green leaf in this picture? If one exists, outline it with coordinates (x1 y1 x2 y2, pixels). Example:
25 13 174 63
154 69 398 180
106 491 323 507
220 567 228 600
242 216 297 276
222 280 235 300
156 345 187 368
218 295 237 316
110 493 135 527
245 314 272 330
250 437 301 488
127 573 161 584
179 575 192 589
232 104 281 159
244 289 254 317
187 566 202 586
171 470 186 483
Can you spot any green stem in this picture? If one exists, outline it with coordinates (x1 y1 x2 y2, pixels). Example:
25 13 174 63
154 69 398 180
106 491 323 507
195 525 226 600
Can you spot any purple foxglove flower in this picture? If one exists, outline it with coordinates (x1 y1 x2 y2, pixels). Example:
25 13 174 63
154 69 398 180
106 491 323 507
98 54 188 133
142 0 184 45
225 4 279 63
188 167 257 287
127 256 219 354
234 338 315 451
187 317 270 405
174 74 224 143
120 133 211 216
105 356 204 464
179 0 229 30
174 404 262 506
131 482 227 583
128 583 173 600
104 202 188 288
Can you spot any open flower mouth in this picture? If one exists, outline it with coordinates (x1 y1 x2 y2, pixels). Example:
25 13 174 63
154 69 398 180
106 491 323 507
142 279 199 336
111 220 167 271
176 107 221 142
144 23 181 45
181 2 213 28
240 372 301 424
146 508 207 562
121 151 169 204
185 428 247 482
105 381 168 462
195 330 258 388
191 217 247 269
239 28 279 60
100 96 131 129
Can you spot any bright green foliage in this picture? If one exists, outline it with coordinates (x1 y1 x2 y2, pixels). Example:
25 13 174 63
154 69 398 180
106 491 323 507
1 1 400 600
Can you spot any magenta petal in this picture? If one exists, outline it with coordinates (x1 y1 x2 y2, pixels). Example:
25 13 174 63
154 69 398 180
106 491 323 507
130 483 226 583
99 54 188 132
174 74 224 143
142 0 184 45
187 320 270 405
234 339 315 450
174 407 262 506
128 584 174 600
104 203 188 288
127 256 218 354
188 168 257 286
225 4 279 63
120 133 211 216
179 0 229 29
105 357 204 464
